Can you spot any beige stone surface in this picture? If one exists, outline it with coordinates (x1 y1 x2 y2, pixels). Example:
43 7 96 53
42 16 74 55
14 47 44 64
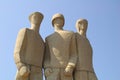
14 12 99 80
74 70 97 80
14 12 45 80
44 13 77 80
45 68 73 80
74 19 98 80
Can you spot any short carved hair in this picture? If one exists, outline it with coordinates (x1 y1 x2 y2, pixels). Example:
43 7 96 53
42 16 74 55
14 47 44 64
76 19 88 28
29 12 44 21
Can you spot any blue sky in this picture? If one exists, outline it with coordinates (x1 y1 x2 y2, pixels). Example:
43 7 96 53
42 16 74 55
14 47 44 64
0 0 120 80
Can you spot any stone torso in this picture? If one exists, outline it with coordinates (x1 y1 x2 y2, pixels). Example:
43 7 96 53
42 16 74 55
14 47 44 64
24 28 44 67
75 33 94 72
46 30 74 68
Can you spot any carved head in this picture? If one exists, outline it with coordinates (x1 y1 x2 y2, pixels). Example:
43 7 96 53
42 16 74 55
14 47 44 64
52 13 65 28
76 19 88 33
29 12 44 25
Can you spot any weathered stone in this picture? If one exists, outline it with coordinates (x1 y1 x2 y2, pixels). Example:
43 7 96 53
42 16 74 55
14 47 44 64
44 13 77 80
74 19 98 80
14 12 45 80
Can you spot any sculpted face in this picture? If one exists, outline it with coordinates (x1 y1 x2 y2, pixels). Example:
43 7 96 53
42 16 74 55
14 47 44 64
53 18 64 28
79 22 87 31
30 14 41 25
77 20 88 33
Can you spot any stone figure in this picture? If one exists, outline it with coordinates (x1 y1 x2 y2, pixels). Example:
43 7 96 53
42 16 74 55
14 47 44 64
44 13 77 80
14 12 45 80
74 19 98 80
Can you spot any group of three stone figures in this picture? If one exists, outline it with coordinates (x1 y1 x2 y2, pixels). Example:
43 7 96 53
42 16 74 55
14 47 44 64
14 12 98 80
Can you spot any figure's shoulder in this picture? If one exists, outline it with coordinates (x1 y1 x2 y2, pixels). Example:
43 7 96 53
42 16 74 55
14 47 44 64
45 32 55 40
75 32 80 36
20 28 34 34
19 28 30 33
18 28 32 37
63 30 74 35
18 28 27 35
64 30 74 33
75 32 82 39
16 28 29 39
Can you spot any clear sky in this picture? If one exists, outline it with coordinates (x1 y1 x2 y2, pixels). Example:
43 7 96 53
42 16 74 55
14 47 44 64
0 0 120 80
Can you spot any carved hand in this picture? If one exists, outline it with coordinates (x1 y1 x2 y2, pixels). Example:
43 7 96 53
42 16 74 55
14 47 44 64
19 65 30 78
44 68 52 77
64 66 73 77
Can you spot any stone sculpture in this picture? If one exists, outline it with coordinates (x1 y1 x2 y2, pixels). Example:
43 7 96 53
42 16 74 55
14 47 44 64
74 19 98 80
14 12 45 80
44 13 77 80
13 12 98 80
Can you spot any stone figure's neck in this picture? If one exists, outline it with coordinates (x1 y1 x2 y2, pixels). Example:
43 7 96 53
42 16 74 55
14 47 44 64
78 30 86 38
54 26 63 31
30 24 40 34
